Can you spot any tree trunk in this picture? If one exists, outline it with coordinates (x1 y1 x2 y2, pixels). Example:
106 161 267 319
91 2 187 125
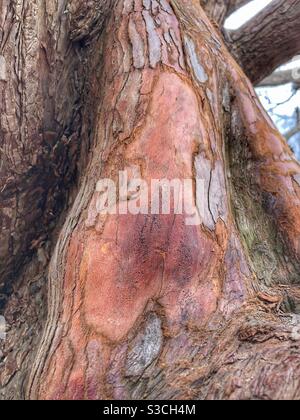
1 0 300 400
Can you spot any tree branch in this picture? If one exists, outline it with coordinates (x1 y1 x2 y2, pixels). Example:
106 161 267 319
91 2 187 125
286 123 300 140
259 69 300 88
232 0 300 85
201 0 251 25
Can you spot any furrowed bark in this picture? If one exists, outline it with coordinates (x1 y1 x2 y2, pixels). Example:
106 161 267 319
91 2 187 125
0 0 80 307
0 0 114 305
0 0 113 397
232 0 300 85
21 0 300 401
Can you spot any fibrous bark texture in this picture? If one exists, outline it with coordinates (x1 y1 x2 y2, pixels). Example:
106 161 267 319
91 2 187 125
1 0 300 401
0 0 80 306
0 0 114 305
232 0 300 84
0 0 113 397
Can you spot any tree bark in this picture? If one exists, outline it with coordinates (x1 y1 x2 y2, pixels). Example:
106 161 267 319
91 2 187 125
0 0 112 398
1 0 300 401
0 0 81 306
232 0 300 85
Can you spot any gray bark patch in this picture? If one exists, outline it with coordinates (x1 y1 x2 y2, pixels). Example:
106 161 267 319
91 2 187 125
0 56 7 81
184 35 208 84
195 156 227 230
128 16 146 69
143 10 161 69
126 313 163 377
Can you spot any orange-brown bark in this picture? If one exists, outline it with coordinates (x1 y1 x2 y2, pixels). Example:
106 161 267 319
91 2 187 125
22 0 300 401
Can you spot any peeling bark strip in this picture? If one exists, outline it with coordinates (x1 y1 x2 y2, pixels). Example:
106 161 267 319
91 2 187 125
0 55 7 81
